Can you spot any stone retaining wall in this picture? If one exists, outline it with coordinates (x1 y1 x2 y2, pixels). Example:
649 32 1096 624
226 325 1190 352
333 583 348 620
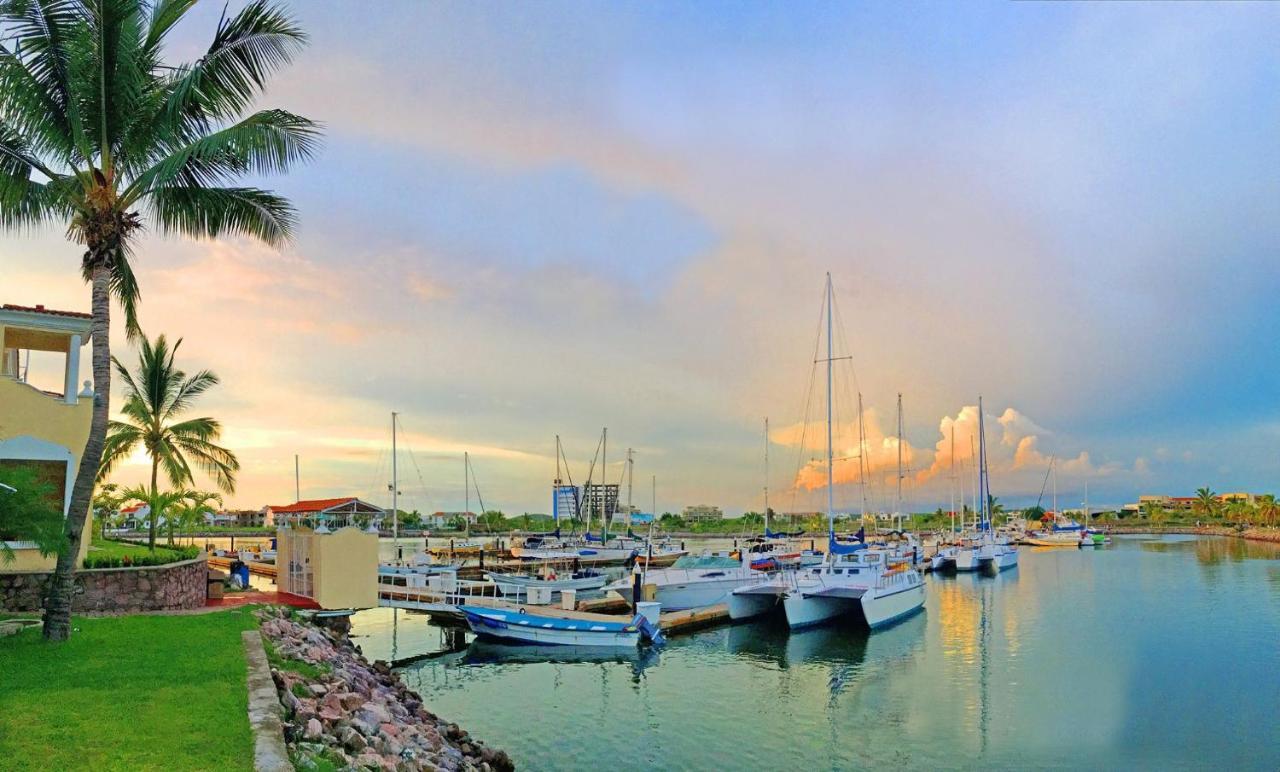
0 555 208 613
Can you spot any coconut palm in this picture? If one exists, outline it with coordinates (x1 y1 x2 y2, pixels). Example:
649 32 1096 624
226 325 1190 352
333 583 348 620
98 333 238 550
168 489 220 545
1193 487 1219 519
118 484 189 548
0 0 317 640
1141 499 1164 524
1256 495 1278 528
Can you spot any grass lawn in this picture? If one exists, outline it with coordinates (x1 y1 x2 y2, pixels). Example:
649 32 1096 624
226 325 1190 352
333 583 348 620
88 535 182 559
0 609 259 771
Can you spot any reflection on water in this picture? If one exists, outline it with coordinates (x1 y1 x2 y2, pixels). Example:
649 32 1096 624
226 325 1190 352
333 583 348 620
358 536 1280 770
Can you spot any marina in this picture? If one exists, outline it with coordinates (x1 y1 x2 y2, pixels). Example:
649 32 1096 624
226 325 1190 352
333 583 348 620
360 535 1280 770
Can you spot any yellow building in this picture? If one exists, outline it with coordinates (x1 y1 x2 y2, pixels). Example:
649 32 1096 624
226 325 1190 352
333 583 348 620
0 304 95 571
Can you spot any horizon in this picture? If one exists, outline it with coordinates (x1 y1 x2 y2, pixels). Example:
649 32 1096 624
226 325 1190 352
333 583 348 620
6 1 1278 515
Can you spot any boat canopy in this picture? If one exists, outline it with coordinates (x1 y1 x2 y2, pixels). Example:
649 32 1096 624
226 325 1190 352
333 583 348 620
828 529 867 555
765 527 804 539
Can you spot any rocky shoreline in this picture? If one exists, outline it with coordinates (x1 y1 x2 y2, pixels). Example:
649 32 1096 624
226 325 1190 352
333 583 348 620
1103 525 1280 543
256 608 513 771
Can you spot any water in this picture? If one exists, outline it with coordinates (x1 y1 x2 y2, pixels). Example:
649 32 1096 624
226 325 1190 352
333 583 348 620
343 536 1280 770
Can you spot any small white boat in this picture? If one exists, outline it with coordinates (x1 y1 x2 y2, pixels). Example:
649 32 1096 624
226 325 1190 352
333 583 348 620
607 552 771 610
458 605 663 648
485 568 607 596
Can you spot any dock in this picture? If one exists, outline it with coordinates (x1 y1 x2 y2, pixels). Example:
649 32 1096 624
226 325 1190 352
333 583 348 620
207 554 278 578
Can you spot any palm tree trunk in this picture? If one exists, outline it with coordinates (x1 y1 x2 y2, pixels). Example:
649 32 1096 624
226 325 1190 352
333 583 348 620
42 265 112 642
149 458 159 551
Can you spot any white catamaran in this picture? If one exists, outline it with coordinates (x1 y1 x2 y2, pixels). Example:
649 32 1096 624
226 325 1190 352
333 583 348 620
729 274 926 629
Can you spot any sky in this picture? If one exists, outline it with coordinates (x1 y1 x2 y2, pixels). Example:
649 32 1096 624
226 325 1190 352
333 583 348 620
5 1 1279 516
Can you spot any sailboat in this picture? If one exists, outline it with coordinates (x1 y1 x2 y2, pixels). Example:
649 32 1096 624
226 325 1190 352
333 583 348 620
953 398 1018 572
740 417 823 570
378 413 459 586
1021 460 1087 547
729 275 925 629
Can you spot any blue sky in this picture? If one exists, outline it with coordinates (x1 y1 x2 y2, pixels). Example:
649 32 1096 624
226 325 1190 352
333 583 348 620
8 1 1278 513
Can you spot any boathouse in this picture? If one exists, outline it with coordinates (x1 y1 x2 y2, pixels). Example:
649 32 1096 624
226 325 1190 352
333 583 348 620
270 498 381 610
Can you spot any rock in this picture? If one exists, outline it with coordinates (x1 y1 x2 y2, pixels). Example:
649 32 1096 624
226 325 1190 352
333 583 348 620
340 692 366 711
379 722 400 737
359 701 392 725
340 727 368 753
305 718 323 739
308 683 328 697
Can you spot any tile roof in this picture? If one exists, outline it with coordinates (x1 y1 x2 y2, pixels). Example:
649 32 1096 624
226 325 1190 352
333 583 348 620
2 303 92 319
268 497 359 514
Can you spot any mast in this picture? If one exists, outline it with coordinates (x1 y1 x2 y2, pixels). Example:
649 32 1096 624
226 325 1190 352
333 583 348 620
464 451 470 539
977 396 989 530
553 435 561 530
625 447 634 530
825 274 835 534
1052 459 1057 518
896 393 904 529
294 454 300 503
970 433 978 530
949 425 956 536
763 417 770 534
601 428 608 540
858 393 868 520
1084 481 1090 528
391 412 399 546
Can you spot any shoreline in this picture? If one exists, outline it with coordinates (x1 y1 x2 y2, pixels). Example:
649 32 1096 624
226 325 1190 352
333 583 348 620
257 607 513 771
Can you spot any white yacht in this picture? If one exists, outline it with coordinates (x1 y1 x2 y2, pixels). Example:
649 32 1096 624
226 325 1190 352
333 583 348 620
608 552 771 610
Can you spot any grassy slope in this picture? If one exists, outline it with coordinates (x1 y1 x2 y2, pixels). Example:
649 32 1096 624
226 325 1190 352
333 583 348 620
0 610 258 771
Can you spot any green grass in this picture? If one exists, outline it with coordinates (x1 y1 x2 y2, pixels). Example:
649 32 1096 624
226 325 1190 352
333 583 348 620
262 635 330 681
0 610 259 771
88 535 182 560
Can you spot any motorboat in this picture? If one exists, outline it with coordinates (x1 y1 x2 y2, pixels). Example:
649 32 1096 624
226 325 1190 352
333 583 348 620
607 551 772 610
484 566 607 597
458 604 664 648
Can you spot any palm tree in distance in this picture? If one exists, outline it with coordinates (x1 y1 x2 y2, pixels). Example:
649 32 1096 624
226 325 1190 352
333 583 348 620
1193 487 1219 520
0 0 318 640
99 334 238 550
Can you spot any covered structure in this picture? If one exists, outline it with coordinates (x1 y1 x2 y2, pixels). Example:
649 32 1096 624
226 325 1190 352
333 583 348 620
269 498 381 610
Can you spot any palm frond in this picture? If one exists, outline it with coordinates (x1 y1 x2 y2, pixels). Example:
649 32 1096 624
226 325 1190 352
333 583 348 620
148 184 295 245
169 431 237 494
124 108 319 202
164 368 218 420
0 0 84 160
160 0 306 131
97 418 141 481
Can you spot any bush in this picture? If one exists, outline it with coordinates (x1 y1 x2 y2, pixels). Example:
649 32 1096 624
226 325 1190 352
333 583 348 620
82 545 199 569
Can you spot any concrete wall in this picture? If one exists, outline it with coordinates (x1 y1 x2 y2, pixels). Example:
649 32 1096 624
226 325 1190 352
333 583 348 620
0 555 207 613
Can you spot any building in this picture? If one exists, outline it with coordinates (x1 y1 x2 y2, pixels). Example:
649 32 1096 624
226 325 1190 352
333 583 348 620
202 510 237 527
265 497 386 529
0 304 95 571
682 504 723 522
427 511 479 528
119 503 152 530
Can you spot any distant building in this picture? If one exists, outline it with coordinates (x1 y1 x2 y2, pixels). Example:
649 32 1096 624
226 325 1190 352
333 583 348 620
203 510 236 527
682 504 723 522
427 511 479 528
265 497 386 529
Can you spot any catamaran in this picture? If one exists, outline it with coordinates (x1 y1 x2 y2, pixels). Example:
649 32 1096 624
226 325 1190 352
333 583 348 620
728 274 925 629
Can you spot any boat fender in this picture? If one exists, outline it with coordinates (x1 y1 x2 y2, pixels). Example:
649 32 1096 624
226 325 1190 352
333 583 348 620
518 607 526 614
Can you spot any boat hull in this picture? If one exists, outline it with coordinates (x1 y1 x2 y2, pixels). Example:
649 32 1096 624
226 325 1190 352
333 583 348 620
988 547 1018 572
782 589 861 629
861 583 926 628
728 582 787 621
616 570 767 611
485 572 607 596
459 607 640 648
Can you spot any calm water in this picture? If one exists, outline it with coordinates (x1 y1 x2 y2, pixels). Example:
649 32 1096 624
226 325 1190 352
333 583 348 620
350 536 1280 770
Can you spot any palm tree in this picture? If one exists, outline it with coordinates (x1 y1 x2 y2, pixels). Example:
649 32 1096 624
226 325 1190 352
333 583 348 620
168 489 220 545
0 0 317 641
98 334 238 550
1256 495 1278 528
1141 500 1164 524
118 484 189 548
1193 487 1219 519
